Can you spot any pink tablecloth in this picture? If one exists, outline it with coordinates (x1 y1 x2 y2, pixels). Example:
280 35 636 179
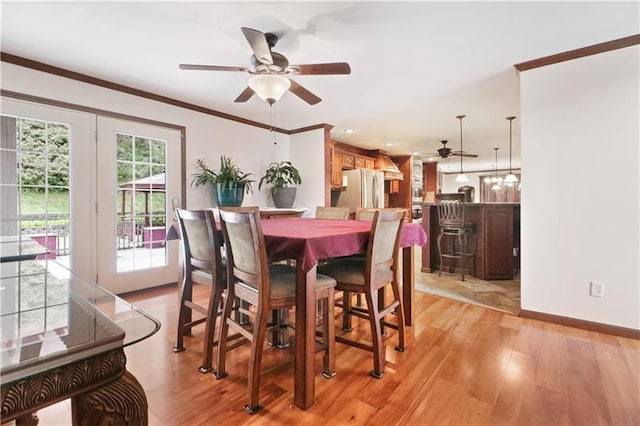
261 218 427 273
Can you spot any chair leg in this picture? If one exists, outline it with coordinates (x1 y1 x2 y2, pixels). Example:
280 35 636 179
342 291 353 332
321 292 336 379
172 276 192 352
378 287 387 336
391 283 406 352
458 233 465 281
437 231 444 277
214 290 236 380
245 307 268 414
199 284 224 373
469 233 476 277
365 289 385 379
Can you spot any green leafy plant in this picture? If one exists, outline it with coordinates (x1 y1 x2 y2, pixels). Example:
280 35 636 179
258 161 302 195
191 156 254 193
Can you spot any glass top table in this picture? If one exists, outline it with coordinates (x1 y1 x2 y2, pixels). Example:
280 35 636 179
0 235 50 263
1 260 160 383
0 259 159 424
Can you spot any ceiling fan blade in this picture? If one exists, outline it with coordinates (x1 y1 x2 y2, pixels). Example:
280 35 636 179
291 62 351 75
241 27 273 65
451 152 479 158
179 64 248 72
289 80 321 105
234 86 255 103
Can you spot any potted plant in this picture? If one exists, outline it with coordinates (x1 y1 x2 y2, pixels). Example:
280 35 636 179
192 156 254 207
258 161 302 208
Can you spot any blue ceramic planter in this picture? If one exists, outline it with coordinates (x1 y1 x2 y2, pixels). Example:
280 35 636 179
214 183 245 207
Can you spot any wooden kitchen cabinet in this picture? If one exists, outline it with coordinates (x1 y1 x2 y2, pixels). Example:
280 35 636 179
342 153 355 169
329 141 379 190
331 148 344 189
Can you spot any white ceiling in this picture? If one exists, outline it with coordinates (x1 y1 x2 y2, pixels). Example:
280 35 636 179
1 1 638 172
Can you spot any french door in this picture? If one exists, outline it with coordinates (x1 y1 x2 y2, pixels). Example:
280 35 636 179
0 98 95 280
96 117 180 294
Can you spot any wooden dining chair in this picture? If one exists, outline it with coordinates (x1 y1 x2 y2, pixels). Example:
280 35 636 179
318 208 406 379
214 207 337 414
355 207 379 221
173 208 226 374
315 206 350 220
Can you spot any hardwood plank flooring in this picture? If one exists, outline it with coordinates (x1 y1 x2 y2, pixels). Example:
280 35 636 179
31 283 639 425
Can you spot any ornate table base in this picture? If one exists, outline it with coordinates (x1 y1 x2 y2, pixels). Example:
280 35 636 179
1 349 148 426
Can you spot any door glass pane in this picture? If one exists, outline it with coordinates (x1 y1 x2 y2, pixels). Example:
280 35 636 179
1 116 71 260
115 133 167 273
1 115 72 341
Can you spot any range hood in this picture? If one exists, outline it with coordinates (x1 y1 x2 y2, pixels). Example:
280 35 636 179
373 151 404 180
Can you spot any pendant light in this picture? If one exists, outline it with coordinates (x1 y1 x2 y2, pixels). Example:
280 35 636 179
491 147 501 191
454 114 468 183
504 116 518 184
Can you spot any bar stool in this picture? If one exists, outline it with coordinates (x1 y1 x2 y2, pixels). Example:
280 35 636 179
435 193 476 281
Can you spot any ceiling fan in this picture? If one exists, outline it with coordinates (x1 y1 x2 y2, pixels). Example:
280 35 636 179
419 140 479 160
179 27 351 105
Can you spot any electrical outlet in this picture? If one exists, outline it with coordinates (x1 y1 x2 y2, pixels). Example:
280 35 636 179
590 281 605 297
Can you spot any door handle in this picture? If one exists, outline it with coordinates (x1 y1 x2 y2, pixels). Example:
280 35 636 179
372 175 379 207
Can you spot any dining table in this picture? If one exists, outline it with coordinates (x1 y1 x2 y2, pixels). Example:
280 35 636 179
167 215 427 410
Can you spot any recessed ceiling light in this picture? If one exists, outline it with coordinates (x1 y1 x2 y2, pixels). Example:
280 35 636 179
385 142 393 147
344 128 356 133
412 152 418 156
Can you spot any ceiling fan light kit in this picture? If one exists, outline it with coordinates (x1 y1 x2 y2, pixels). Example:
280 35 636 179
248 75 290 104
179 26 350 106
504 116 518 184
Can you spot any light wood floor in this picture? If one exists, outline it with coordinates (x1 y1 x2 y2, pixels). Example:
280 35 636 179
34 283 639 425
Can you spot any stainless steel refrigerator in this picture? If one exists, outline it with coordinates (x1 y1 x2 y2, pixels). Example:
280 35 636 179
336 169 384 214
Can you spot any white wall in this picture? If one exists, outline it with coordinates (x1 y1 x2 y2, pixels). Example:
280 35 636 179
289 129 326 215
0 62 293 210
520 46 639 329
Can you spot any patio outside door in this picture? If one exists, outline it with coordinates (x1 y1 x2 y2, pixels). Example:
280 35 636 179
96 117 180 294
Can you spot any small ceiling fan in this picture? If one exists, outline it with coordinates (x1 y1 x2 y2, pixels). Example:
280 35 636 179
418 140 479 160
179 27 351 105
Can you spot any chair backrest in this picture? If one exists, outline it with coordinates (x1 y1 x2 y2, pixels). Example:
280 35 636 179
218 207 270 305
315 206 350 220
355 208 379 221
175 208 224 281
435 193 466 227
365 209 405 287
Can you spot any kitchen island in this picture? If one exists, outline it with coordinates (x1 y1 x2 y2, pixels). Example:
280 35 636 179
421 202 520 280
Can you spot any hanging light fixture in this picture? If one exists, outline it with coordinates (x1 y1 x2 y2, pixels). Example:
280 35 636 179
454 114 468 183
248 74 291 105
491 147 501 191
504 116 518 184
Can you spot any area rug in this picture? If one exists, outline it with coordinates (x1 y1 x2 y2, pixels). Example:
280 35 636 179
415 272 521 315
